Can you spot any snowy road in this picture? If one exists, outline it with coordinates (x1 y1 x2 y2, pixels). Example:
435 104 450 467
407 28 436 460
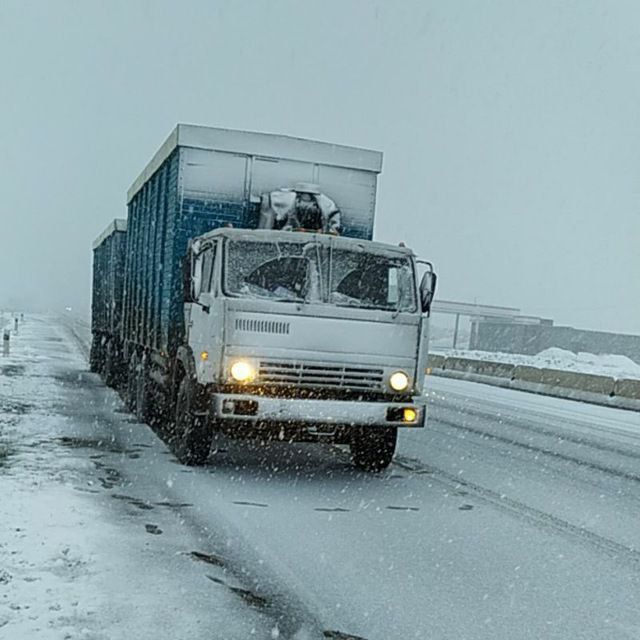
2 316 640 639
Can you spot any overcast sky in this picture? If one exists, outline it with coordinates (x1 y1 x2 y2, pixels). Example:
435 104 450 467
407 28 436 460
0 0 638 334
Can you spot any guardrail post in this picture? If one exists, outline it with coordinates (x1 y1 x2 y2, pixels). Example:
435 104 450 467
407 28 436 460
3 330 9 356
14 317 18 334
453 313 460 349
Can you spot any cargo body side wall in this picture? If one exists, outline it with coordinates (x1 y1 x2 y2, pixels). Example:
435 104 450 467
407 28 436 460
123 150 179 354
90 223 127 377
91 231 126 337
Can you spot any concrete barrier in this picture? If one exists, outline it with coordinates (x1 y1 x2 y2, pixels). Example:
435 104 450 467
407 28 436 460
614 378 640 400
426 354 446 370
443 357 479 373
470 361 515 379
541 369 615 396
426 356 639 411
512 365 544 384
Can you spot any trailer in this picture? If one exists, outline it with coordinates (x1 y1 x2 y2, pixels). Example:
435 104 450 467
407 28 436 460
90 218 127 385
92 125 436 471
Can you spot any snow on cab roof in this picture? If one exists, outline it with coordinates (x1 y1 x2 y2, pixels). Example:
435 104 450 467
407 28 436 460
127 124 383 204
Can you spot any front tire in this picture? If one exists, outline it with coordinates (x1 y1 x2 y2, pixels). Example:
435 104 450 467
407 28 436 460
350 427 398 472
173 378 213 466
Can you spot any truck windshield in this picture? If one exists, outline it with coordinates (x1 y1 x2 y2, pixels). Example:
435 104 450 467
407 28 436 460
225 239 321 302
329 248 417 312
224 237 416 312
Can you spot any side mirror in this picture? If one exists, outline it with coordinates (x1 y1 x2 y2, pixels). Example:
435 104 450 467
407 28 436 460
419 270 437 315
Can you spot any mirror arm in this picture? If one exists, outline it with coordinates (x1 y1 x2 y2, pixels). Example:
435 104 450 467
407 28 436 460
193 300 210 314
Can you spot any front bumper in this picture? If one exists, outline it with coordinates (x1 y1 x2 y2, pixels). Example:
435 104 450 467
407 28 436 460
211 393 426 428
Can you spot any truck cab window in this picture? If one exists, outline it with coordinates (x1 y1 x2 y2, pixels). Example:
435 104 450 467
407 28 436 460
201 246 216 294
246 257 309 300
330 250 416 312
225 239 321 302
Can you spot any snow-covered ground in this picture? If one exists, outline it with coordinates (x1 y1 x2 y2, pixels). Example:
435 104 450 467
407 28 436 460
2 315 640 639
0 317 277 639
436 346 640 380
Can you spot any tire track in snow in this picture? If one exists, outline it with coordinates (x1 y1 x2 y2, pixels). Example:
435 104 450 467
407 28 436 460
430 408 640 484
394 455 640 566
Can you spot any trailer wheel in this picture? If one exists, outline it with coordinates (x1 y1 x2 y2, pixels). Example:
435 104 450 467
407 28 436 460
350 427 398 472
173 378 212 466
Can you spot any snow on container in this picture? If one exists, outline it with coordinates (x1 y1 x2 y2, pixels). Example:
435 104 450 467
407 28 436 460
122 124 383 355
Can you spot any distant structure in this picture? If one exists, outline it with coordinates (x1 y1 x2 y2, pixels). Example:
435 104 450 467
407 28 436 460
432 300 640 365
471 319 640 365
431 299 551 350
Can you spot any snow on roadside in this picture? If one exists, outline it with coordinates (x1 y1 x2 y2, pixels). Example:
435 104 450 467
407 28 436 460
0 316 275 639
438 346 640 380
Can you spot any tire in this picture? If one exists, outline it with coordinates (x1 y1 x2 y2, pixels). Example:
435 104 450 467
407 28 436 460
350 427 398 472
172 377 212 466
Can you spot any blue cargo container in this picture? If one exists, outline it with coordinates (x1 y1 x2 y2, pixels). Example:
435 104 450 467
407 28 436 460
89 218 127 379
121 124 382 358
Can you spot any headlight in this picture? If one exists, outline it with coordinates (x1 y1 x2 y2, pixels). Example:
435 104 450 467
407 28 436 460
389 370 410 392
230 360 255 383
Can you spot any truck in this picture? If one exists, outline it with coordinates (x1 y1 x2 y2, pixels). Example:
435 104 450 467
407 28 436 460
90 124 436 471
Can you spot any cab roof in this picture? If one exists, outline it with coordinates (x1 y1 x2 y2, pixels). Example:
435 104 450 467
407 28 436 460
195 228 416 258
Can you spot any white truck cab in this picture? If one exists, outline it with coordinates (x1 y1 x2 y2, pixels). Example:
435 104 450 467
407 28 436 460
176 227 436 471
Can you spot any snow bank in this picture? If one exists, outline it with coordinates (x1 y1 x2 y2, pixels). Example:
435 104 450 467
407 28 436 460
439 346 640 380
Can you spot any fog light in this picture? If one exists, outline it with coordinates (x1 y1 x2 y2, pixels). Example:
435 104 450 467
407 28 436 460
230 360 255 383
389 370 409 391
403 407 417 423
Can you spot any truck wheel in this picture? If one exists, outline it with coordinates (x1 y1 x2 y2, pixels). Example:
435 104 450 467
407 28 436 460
173 378 212 466
350 427 398 472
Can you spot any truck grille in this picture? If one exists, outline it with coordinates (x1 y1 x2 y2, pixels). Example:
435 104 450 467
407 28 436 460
258 360 384 392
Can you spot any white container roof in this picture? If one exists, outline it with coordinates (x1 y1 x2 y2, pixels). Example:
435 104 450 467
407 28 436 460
127 124 383 204
92 218 127 250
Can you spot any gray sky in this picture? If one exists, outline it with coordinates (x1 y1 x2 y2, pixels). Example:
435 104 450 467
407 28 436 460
0 0 638 334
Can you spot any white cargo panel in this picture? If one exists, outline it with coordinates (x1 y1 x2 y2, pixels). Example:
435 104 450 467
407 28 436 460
129 124 382 239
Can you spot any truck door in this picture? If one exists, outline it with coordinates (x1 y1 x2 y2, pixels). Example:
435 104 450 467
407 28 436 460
188 242 222 383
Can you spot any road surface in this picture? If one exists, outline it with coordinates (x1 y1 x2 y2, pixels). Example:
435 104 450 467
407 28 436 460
1 315 639 639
